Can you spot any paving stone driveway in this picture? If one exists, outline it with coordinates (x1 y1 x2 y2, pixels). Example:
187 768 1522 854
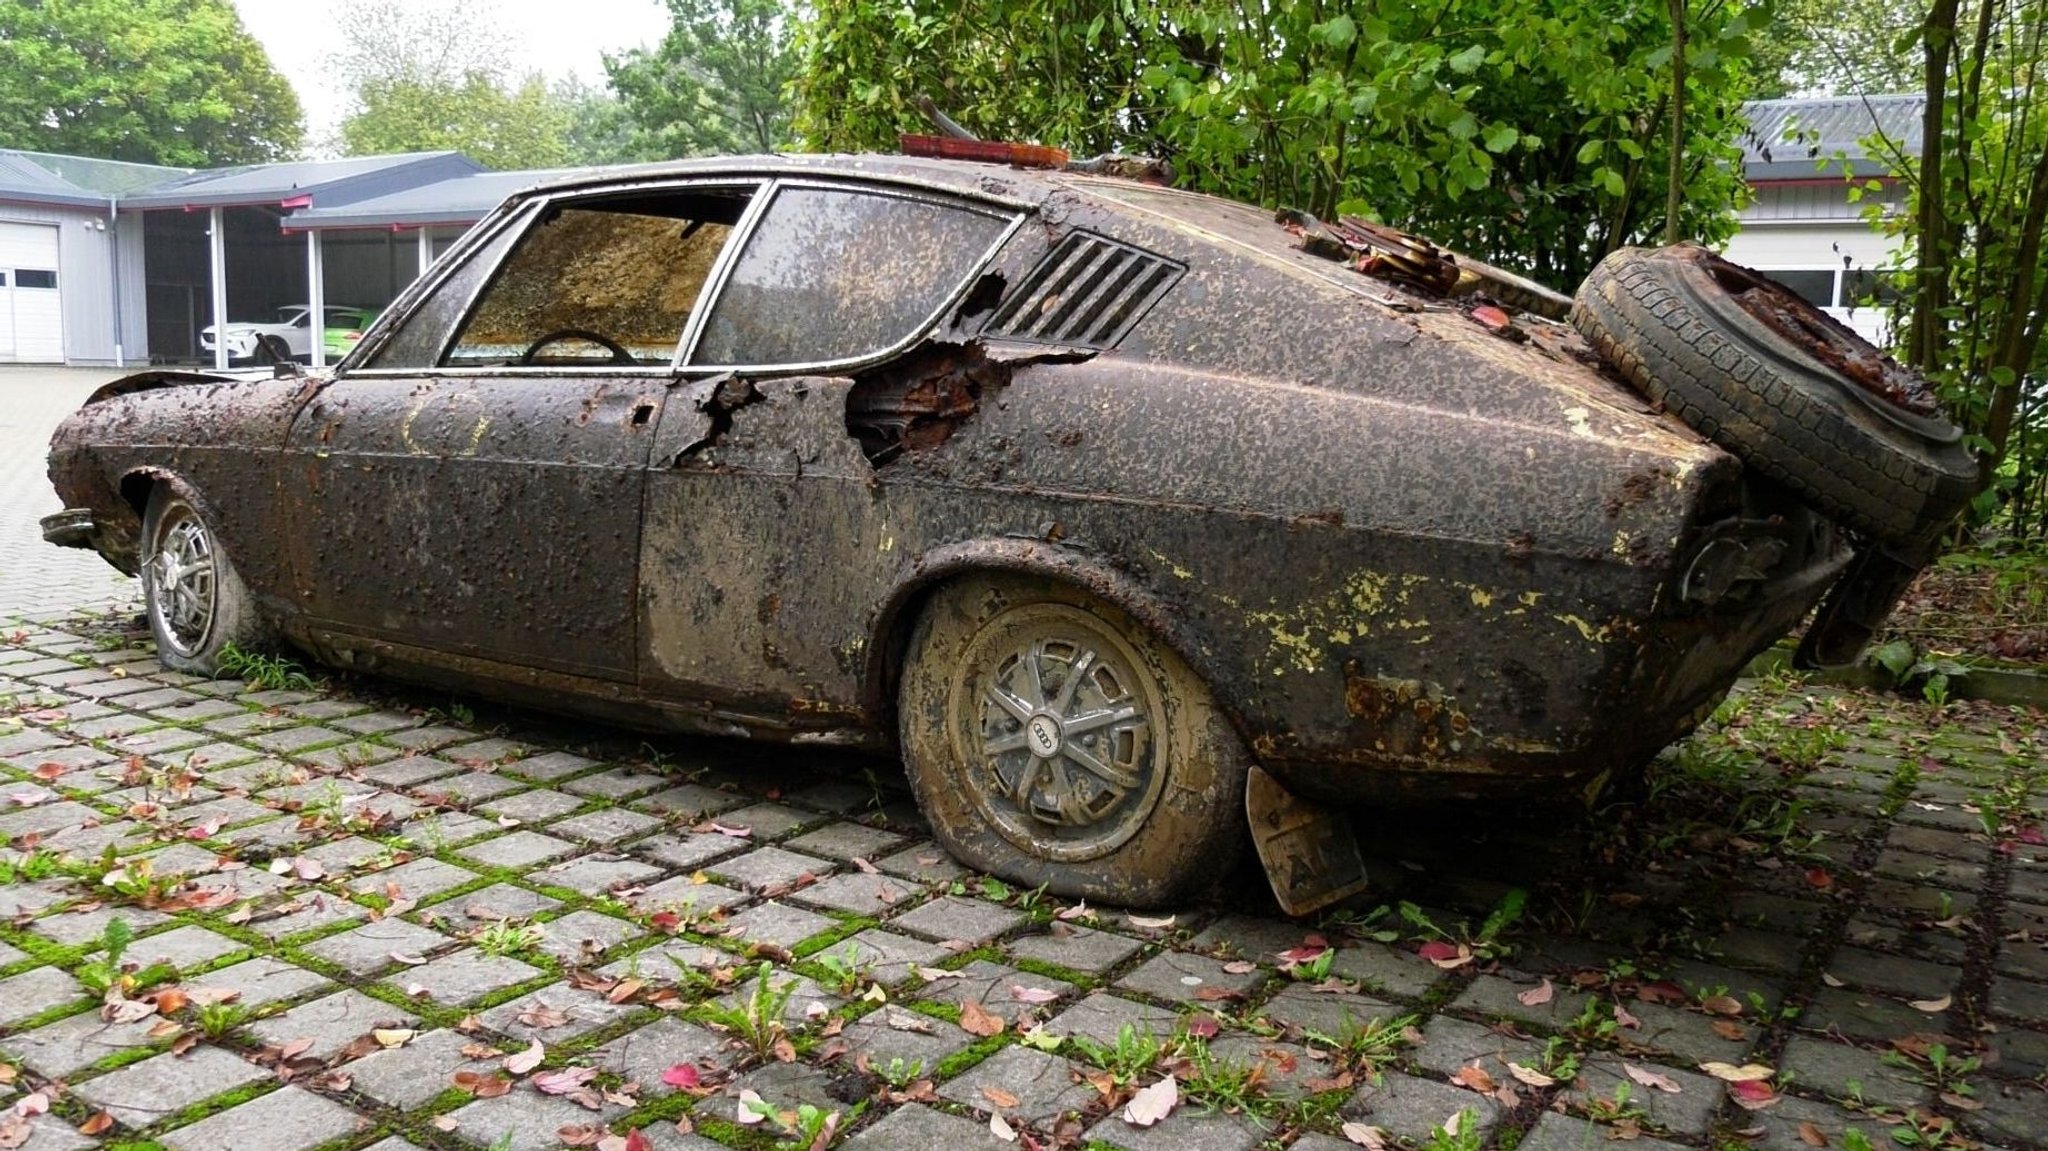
2 368 2046 1151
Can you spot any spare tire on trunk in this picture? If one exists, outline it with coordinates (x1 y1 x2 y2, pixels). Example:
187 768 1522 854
1572 244 1977 550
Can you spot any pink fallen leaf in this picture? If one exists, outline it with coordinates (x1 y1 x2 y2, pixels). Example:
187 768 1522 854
1729 1079 1779 1109
534 1065 600 1095
1122 1075 1178 1126
1517 979 1554 1007
661 1064 701 1089
1009 985 1060 1004
703 822 752 839
504 1038 545 1075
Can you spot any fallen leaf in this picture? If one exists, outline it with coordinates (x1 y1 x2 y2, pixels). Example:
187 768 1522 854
1451 1065 1496 1093
959 1000 1004 1037
1910 995 1952 1013
1507 1062 1554 1087
77 1112 114 1136
1614 1004 1642 1030
852 857 880 874
504 1038 545 1075
1517 979 1555 1007
1798 1121 1829 1146
1821 972 1846 988
1698 1062 1774 1083
884 1008 934 1034
452 1071 512 1098
1342 1121 1389 1149
1127 914 1176 930
982 1087 1021 1109
1728 1079 1778 1110
373 1028 416 1048
1700 995 1743 1017
1055 901 1089 921
988 1112 1017 1142
1122 1075 1178 1126
735 1089 767 1124
1712 1020 1748 1041
661 1064 701 1089
534 1065 600 1095
1009 985 1060 1004
1623 1063 1681 1093
703 822 752 839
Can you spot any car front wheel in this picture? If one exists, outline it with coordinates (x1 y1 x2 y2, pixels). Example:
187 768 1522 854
898 574 1249 907
140 487 266 676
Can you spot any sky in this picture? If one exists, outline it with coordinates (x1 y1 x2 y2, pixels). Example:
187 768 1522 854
229 0 675 153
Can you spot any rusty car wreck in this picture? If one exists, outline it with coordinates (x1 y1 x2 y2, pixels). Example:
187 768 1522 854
45 154 1976 912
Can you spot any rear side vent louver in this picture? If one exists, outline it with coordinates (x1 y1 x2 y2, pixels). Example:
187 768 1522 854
985 232 1184 348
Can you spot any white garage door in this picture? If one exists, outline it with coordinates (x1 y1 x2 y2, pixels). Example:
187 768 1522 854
0 222 64 363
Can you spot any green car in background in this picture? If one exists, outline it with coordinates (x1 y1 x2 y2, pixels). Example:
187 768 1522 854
322 307 381 360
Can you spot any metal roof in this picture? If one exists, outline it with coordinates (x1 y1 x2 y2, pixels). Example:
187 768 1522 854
119 151 487 210
1739 94 1923 181
9 151 191 195
286 166 601 229
0 151 112 210
285 153 1047 230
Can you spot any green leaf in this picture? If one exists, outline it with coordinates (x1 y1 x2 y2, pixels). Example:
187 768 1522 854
1599 167 1626 197
1449 44 1487 74
1577 138 1606 164
1319 14 1357 48
1483 125 1519 153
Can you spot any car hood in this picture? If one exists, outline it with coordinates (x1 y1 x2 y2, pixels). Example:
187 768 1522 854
78 368 327 408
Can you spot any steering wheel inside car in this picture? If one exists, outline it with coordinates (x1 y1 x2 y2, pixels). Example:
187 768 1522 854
518 328 637 365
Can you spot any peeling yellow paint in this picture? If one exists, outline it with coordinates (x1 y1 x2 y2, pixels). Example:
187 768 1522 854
1147 549 1194 581
1553 613 1611 643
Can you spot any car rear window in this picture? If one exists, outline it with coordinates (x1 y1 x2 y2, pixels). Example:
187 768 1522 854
689 185 1011 369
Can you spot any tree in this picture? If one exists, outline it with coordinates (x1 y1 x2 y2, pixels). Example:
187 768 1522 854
794 0 1765 289
605 0 799 158
1746 0 1924 96
0 0 303 166
1871 0 2048 530
333 0 575 169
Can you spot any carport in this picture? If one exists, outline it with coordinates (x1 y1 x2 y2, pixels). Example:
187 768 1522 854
281 167 592 360
115 153 485 367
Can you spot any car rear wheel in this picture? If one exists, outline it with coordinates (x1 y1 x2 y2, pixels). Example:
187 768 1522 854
1572 244 1977 550
141 487 266 676
898 574 1249 907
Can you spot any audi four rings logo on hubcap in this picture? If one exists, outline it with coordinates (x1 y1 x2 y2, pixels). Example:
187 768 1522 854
1026 713 1063 757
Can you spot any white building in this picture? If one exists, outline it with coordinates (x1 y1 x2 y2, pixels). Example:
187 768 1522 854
1720 94 1921 344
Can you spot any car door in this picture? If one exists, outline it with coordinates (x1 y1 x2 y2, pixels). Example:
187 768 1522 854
639 180 1019 719
282 183 760 683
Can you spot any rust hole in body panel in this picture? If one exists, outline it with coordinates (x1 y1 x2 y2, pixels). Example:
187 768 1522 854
845 341 1085 465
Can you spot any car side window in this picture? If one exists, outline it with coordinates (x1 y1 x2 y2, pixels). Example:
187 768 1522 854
689 185 1011 369
444 188 753 368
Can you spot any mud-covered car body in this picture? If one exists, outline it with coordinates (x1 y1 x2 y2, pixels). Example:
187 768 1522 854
48 154 1852 805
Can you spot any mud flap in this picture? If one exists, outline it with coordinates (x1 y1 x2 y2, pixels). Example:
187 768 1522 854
1246 766 1371 916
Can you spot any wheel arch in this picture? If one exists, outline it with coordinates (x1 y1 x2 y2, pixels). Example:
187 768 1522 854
862 538 1245 751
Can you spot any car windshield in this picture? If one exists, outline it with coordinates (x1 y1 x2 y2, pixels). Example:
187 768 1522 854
274 306 310 326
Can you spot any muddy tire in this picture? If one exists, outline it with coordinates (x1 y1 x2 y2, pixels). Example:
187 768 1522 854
1572 245 1977 548
898 574 1249 907
140 486 267 676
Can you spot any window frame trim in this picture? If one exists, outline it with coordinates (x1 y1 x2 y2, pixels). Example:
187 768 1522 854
675 177 1025 377
342 175 1025 381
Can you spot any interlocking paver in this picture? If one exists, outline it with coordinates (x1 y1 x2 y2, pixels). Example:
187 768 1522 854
160 1084 365 1151
73 1043 268 1129
246 988 416 1059
393 948 543 1005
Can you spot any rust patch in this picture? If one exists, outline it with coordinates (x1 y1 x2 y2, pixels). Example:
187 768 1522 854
1341 661 1475 760
846 341 1087 464
1689 248 1940 417
1604 465 1673 518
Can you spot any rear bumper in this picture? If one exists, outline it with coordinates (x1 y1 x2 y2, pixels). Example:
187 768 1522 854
40 508 96 549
